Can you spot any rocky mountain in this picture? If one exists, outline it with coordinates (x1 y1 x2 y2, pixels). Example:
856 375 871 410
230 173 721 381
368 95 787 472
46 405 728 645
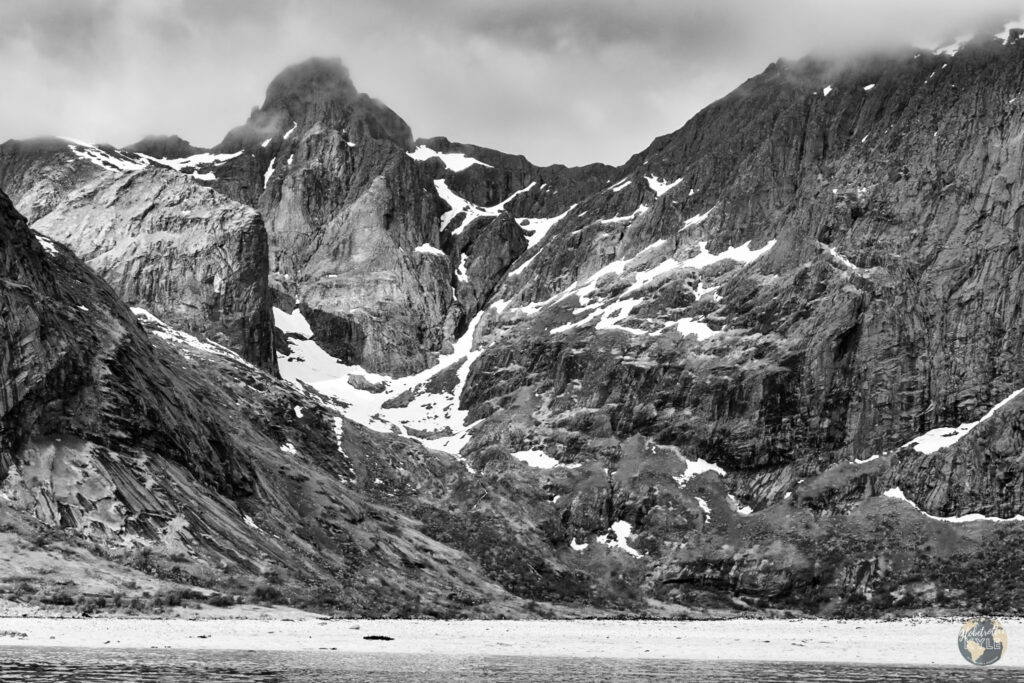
6 30 1024 618
0 186 617 617
0 140 277 372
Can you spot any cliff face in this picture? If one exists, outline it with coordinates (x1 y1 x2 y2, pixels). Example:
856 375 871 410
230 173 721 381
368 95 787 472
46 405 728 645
0 141 278 372
201 58 455 375
28 167 276 372
470 36 1024 499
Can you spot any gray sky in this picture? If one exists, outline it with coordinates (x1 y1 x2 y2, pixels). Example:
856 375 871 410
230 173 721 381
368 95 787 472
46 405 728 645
1 0 1021 166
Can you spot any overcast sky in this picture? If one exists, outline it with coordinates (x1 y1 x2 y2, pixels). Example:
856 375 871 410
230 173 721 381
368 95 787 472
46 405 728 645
1 0 1021 166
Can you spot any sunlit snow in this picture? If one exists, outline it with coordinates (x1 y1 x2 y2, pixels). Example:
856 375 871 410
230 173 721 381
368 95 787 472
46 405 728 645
408 145 492 172
645 175 683 196
883 487 1024 523
902 388 1024 454
511 450 561 468
435 179 536 234
414 243 445 257
695 496 712 523
673 457 726 485
64 138 149 173
596 521 642 558
263 158 276 188
274 305 488 455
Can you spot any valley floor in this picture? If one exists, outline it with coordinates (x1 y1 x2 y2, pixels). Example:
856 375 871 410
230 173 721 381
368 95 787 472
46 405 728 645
0 613 1017 668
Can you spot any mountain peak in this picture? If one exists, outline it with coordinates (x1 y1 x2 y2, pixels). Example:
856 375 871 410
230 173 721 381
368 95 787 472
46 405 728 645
263 57 359 115
217 56 412 152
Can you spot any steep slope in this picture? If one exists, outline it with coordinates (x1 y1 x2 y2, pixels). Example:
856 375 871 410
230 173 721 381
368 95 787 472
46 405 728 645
473 33 1024 503
29 167 276 372
0 140 277 371
0 185 597 617
202 58 456 376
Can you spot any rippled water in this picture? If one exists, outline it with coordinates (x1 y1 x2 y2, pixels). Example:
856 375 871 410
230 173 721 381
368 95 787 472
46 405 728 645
0 647 1020 681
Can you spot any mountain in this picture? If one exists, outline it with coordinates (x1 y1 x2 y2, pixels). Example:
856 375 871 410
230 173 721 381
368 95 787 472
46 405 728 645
0 140 277 372
6 31 1024 617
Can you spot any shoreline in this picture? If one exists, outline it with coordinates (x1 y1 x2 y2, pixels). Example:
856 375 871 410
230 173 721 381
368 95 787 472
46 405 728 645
0 615 1018 668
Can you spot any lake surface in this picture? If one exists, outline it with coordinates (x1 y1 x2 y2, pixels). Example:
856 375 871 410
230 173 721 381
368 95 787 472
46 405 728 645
0 646 1019 681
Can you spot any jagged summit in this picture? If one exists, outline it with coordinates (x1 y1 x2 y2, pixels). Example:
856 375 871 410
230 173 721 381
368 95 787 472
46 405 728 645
217 56 413 152
263 56 360 115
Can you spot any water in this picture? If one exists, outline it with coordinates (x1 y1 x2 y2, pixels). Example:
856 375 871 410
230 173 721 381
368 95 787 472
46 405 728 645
0 647 1018 681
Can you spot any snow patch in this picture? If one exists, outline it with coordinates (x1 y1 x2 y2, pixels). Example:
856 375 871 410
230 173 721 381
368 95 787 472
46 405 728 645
520 205 576 250
435 179 536 234
902 388 1024 454
511 449 561 469
672 318 717 340
140 150 243 173
596 521 642 558
263 158 276 188
884 488 1024 523
682 208 714 229
273 306 314 337
408 145 492 172
645 175 683 196
414 243 445 257
695 496 712 523
35 235 62 258
64 139 149 173
728 494 753 516
681 240 775 269
599 204 649 224
274 304 488 456
132 308 250 364
673 457 726 485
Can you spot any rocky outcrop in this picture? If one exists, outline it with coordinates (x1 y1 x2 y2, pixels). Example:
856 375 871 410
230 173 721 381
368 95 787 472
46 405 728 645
445 213 528 327
0 138 107 221
26 167 277 372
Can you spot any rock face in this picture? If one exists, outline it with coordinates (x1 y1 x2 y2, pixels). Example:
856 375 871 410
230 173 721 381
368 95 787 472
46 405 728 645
204 58 455 375
0 138 107 221
26 167 276 372
0 140 278 372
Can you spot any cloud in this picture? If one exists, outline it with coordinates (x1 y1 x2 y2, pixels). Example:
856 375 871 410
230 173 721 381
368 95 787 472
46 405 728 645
0 0 1020 165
